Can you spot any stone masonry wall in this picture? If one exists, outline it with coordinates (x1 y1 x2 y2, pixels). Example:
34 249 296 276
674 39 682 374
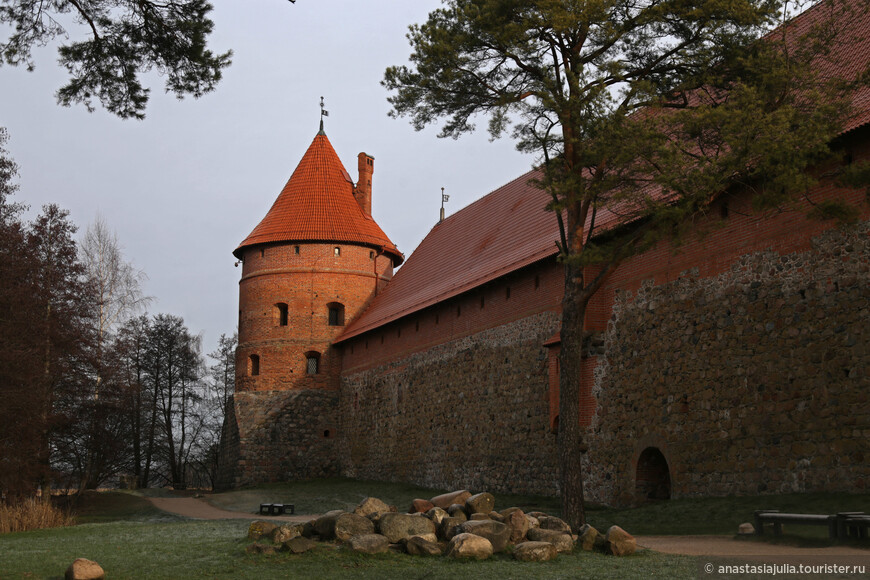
216 389 340 489
585 221 870 506
338 311 561 496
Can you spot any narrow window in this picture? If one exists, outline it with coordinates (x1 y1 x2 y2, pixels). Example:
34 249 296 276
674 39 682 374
369 251 375 259
260 248 265 257
534 275 540 290
334 246 341 257
327 302 345 326
250 354 260 376
506 286 511 300
415 321 420 332
435 313 440 325
294 245 300 255
306 352 320 375
480 296 485 309
275 303 288 326
457 305 461 317
397 327 401 338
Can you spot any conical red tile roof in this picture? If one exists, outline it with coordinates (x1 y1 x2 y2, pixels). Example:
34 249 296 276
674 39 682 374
234 131 403 263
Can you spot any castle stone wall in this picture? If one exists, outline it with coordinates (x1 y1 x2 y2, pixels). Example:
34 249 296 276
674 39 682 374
585 221 870 505
216 390 341 488
339 311 561 496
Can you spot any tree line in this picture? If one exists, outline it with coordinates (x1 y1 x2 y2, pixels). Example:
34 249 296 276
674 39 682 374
0 129 236 498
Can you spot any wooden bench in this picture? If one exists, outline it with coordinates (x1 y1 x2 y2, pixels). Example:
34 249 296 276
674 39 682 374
754 510 838 540
837 512 869 540
259 503 295 516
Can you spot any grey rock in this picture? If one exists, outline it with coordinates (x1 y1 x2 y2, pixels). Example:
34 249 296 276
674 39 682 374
405 535 444 556
514 541 558 562
526 528 574 553
457 519 512 552
444 533 493 560
378 512 437 543
429 490 472 509
465 492 495 515
65 558 105 580
354 497 391 518
282 536 318 554
334 512 376 542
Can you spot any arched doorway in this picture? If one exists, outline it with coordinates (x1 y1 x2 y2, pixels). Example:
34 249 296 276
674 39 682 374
636 447 671 500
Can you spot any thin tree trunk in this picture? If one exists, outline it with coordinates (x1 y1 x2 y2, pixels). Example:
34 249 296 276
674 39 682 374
558 260 588 530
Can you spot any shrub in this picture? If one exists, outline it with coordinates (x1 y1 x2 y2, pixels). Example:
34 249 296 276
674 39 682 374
0 497 74 533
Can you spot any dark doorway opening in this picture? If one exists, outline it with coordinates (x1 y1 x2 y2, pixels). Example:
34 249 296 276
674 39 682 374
636 447 671 501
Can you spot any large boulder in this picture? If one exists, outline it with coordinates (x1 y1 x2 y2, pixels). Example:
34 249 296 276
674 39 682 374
526 528 574 553
334 513 376 542
65 558 105 580
346 534 390 554
430 490 472 509
354 497 392 518
500 507 522 518
273 523 303 544
447 504 468 521
537 515 571 533
281 536 318 554
426 507 449 526
514 541 558 562
465 492 495 515
405 535 444 556
410 499 435 513
604 525 637 556
444 533 493 560
247 520 278 540
457 519 512 552
438 516 465 541
505 509 530 543
378 512 437 543
313 510 347 539
576 524 602 552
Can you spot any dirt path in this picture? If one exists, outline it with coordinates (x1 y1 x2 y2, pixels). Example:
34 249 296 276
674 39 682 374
146 496 315 524
636 535 870 557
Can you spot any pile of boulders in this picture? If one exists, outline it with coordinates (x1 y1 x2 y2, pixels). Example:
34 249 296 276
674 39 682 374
246 489 636 561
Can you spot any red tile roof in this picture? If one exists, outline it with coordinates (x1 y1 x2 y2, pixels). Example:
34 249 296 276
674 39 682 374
234 132 403 264
778 0 870 135
337 170 560 342
338 0 870 343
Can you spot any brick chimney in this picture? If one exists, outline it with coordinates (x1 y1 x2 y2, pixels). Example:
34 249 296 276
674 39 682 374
354 152 374 216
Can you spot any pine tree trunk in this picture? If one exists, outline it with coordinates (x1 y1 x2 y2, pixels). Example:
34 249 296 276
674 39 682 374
558 260 588 530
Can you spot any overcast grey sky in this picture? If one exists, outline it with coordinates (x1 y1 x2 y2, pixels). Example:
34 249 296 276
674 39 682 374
0 0 534 355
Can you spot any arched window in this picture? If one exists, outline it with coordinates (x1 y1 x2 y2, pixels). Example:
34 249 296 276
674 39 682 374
327 302 345 326
305 352 320 375
249 354 260 376
333 246 341 257
274 303 288 326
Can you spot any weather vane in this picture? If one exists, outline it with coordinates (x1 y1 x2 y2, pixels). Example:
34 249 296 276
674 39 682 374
440 187 449 222
319 96 329 133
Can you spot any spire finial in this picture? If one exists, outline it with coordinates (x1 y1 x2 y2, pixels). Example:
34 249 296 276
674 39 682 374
440 187 449 222
319 96 329 134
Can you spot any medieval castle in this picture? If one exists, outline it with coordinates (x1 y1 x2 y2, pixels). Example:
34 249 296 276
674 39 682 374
217 2 870 505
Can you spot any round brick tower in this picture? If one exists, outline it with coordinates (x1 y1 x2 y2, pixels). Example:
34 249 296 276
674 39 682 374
218 127 402 487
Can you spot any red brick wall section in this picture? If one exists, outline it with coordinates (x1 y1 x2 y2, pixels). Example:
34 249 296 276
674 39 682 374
341 259 563 373
237 242 393 392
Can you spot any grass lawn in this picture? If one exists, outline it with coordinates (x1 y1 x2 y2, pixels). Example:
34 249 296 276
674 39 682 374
0 518 694 579
3 482 869 578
